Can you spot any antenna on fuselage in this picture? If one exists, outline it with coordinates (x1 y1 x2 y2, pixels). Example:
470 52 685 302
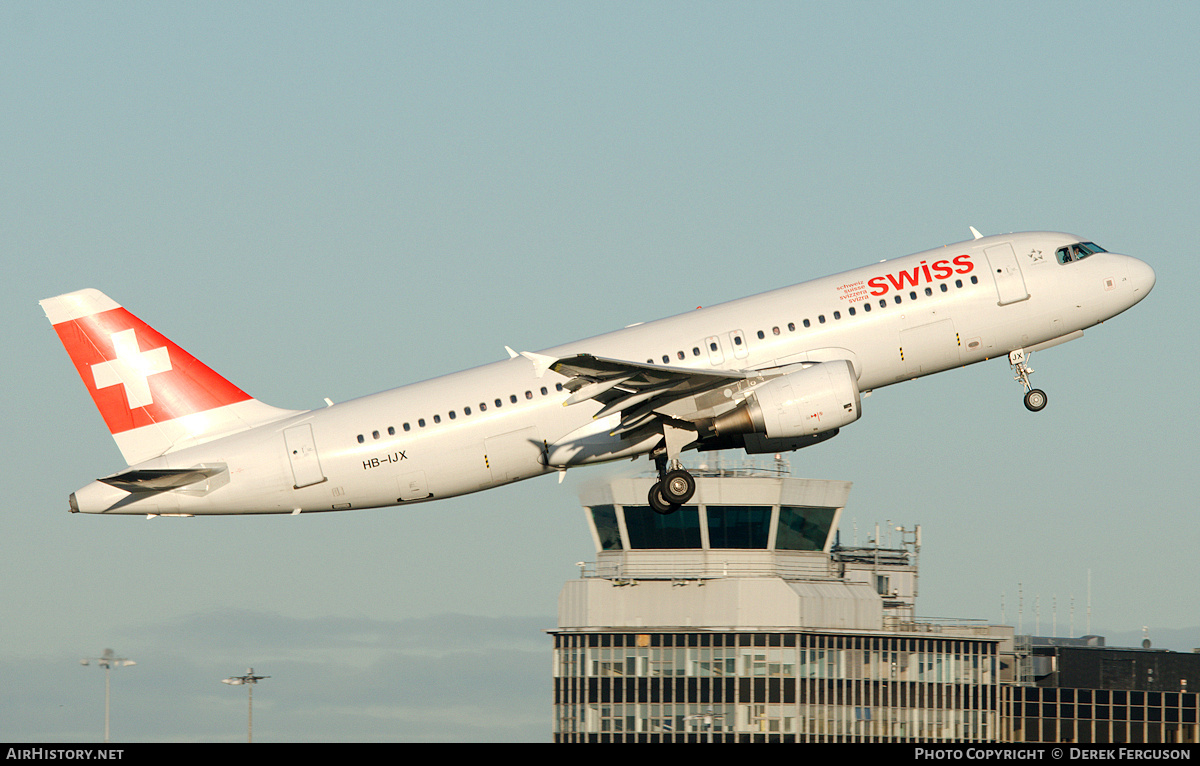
970 226 984 240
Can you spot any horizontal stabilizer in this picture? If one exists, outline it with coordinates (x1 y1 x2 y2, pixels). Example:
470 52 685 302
99 466 226 493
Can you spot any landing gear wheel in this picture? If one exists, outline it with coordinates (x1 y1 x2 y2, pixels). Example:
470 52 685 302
1024 388 1048 412
648 483 679 515
1010 350 1047 413
660 469 696 505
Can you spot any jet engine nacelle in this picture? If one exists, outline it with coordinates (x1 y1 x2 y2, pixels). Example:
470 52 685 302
713 360 862 440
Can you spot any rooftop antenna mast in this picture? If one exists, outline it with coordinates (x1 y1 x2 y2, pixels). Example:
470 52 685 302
1087 570 1093 635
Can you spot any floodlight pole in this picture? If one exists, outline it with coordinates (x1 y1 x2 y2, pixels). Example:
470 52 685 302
222 669 269 742
80 649 135 743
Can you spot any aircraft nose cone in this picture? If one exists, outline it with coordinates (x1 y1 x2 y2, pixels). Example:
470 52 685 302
1129 257 1156 296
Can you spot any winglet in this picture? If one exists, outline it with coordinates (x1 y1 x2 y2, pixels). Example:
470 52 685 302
518 351 557 378
970 226 984 240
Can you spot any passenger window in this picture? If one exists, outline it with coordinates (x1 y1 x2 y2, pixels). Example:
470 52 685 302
433 414 441 424
479 402 487 411
756 331 764 340
418 418 426 428
879 299 886 308
863 302 872 312
773 326 781 335
510 394 518 404
448 411 456 420
955 279 963 288
832 311 840 320
464 406 471 416
788 322 795 331
940 283 948 292
540 386 548 395
925 287 932 296
525 390 533 400
800 320 808 329
495 398 503 408
357 434 364 444
894 295 902 304
388 426 395 436
909 291 917 301
662 355 670 364
372 430 380 440
693 347 701 356
818 315 826 324
677 350 685 360
848 306 856 316
404 423 411 432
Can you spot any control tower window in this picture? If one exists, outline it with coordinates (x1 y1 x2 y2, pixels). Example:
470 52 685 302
624 505 702 549
707 505 772 549
589 505 623 551
776 506 837 551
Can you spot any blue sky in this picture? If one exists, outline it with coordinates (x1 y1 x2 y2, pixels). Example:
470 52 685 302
2 1 1197 743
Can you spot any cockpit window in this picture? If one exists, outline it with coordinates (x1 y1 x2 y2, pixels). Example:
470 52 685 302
1057 241 1107 264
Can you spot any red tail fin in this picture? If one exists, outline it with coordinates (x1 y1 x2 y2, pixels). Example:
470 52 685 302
41 289 300 464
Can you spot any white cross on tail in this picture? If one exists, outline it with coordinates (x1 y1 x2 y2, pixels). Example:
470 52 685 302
90 329 172 409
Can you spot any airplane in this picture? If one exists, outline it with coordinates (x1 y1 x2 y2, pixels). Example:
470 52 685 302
40 229 1154 517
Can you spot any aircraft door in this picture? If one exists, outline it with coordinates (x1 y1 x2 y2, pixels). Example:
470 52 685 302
983 243 1030 305
283 424 327 488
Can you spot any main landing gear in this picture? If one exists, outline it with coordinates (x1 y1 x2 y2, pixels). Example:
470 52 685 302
1010 349 1048 412
648 455 696 515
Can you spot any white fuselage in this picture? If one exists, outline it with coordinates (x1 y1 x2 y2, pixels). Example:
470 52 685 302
68 231 1154 515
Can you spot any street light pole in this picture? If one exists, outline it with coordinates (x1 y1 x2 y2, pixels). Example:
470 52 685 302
79 649 135 743
222 669 269 742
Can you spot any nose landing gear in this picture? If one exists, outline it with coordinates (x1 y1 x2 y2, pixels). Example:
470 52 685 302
1010 349 1048 412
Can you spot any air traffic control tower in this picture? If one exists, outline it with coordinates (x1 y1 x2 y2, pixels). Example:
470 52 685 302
550 457 1012 743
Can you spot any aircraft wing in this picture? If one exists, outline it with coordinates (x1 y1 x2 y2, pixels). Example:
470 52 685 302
549 353 749 434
